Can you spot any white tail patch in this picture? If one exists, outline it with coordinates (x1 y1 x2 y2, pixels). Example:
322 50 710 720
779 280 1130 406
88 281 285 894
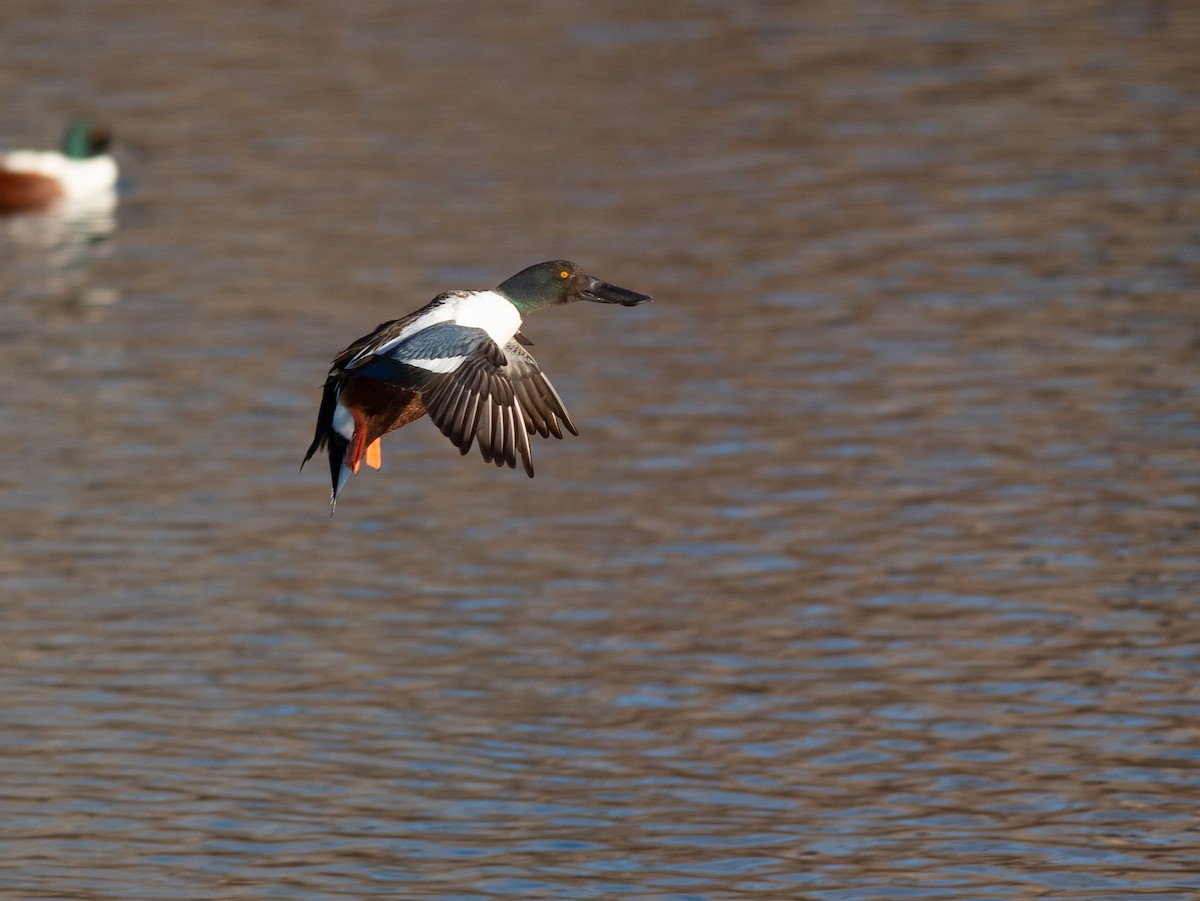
332 398 356 441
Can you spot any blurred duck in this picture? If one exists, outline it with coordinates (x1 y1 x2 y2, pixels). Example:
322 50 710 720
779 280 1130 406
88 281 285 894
304 260 652 511
0 120 117 214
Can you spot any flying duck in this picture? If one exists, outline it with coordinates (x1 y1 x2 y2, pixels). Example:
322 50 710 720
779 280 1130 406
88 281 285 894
303 260 652 510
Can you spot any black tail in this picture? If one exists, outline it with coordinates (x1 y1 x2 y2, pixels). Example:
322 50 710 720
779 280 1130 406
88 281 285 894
301 379 338 470
302 379 348 502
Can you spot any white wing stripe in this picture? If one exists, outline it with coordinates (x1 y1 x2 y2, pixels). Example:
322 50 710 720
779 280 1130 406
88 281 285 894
406 355 467 373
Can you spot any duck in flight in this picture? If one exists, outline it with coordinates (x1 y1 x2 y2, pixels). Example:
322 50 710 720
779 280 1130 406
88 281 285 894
303 260 652 511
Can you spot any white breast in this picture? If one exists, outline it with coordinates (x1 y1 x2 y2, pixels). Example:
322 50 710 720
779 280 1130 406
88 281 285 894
60 156 118 197
448 290 522 345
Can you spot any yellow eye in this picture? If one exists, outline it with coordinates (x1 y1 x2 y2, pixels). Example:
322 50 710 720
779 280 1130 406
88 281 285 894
559 270 569 279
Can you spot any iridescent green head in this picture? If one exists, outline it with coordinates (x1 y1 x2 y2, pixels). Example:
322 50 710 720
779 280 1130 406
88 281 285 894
61 120 112 159
495 260 652 315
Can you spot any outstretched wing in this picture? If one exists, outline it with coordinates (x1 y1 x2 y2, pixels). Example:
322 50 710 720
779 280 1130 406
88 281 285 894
502 339 578 441
351 321 541 476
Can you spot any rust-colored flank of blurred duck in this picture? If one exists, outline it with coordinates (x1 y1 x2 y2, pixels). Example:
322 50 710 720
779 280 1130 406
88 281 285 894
0 168 65 212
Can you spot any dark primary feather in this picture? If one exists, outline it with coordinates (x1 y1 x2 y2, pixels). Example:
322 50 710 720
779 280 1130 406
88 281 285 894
422 349 533 474
502 340 577 440
389 333 573 477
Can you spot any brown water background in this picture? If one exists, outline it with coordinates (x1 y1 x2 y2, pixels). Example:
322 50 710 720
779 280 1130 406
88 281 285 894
1 1 1198 898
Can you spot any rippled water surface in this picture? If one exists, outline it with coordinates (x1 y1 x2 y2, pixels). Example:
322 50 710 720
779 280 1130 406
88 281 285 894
2 1 1199 898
